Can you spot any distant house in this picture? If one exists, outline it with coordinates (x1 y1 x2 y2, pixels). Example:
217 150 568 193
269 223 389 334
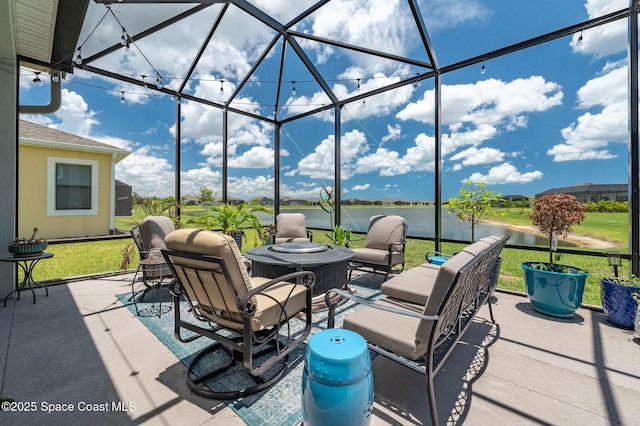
181 194 198 206
536 183 627 203
18 120 130 239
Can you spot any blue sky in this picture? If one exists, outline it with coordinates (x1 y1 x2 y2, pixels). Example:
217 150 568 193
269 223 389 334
19 0 630 202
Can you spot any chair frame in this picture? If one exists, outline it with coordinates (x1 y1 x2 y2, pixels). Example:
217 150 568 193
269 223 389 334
348 219 407 281
161 248 315 399
129 225 173 316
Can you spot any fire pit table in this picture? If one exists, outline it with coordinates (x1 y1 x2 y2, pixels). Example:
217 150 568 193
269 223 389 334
245 242 354 296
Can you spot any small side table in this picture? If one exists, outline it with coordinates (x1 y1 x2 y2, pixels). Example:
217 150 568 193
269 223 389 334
132 255 172 317
1 252 54 306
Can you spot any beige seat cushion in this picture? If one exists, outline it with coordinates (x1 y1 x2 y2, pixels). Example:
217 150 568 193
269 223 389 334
165 229 308 331
350 247 403 265
343 299 426 360
381 263 440 305
381 238 498 305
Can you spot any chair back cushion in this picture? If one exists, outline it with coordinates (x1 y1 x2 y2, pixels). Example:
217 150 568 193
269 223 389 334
164 229 253 316
139 216 175 252
364 215 406 251
276 213 308 240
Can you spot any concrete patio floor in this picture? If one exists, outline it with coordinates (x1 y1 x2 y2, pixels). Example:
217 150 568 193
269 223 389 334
1 272 639 425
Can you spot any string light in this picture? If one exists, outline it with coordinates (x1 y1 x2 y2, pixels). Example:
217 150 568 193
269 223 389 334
291 81 296 96
356 78 361 90
220 80 224 95
74 47 82 65
31 71 42 86
51 71 60 83
141 74 148 90
480 60 486 75
120 91 125 103
120 27 128 46
576 30 583 46
156 73 163 89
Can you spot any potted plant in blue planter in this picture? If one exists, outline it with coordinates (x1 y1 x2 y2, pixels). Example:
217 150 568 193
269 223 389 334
521 193 589 318
600 274 640 329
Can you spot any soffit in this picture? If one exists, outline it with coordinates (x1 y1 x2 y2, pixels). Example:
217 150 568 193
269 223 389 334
14 0 89 72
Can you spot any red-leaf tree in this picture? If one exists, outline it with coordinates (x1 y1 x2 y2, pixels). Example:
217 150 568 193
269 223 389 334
530 193 586 263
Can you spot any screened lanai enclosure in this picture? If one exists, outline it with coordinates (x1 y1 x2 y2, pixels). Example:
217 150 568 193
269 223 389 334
7 0 640 273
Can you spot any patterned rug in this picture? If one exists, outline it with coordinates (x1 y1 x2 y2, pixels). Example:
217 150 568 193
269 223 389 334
117 278 382 426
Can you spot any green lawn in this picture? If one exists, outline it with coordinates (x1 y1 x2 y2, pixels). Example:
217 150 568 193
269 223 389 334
16 207 632 307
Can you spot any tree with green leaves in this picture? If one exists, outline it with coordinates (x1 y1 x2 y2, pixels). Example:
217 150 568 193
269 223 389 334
447 181 502 242
197 186 216 213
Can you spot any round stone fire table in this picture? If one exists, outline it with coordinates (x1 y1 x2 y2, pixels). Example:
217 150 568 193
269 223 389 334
245 242 354 296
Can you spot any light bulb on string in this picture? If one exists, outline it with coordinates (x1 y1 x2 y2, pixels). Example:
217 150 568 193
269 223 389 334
141 75 148 90
480 61 486 75
120 91 125 104
74 48 82 65
156 74 163 89
31 72 42 86
51 71 60 83
356 78 361 90
120 27 127 46
220 80 224 95
576 30 583 46
292 81 296 96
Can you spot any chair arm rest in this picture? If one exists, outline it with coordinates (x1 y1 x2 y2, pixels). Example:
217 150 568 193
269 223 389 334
386 239 406 253
241 270 315 307
324 287 438 328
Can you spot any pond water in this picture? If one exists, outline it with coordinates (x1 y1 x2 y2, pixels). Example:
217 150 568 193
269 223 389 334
259 206 573 247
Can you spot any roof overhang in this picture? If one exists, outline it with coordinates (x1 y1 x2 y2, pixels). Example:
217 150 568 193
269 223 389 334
14 0 90 73
20 137 131 163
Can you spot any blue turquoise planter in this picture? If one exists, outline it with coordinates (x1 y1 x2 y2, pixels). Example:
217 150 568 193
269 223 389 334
600 278 640 329
521 262 589 318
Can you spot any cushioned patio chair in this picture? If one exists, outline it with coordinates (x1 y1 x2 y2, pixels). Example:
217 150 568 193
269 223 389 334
348 215 407 281
161 228 315 399
326 235 509 426
130 216 175 315
274 212 312 244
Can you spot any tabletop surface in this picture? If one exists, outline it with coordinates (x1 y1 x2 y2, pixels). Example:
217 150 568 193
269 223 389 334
245 244 353 266
0 252 54 262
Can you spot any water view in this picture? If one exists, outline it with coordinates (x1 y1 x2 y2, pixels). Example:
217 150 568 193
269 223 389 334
262 206 566 247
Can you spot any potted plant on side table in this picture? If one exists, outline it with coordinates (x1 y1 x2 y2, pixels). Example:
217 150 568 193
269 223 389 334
8 227 47 257
521 193 589 318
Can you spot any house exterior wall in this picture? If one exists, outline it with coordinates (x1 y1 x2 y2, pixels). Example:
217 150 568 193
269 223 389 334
0 0 17 299
18 144 114 239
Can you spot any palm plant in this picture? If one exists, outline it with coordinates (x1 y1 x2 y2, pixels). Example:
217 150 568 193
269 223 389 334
197 202 270 249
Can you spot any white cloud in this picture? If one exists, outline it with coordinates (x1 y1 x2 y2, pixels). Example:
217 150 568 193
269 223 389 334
397 76 563 127
352 184 370 191
381 124 402 144
549 62 627 161
47 89 100 136
570 0 628 59
421 0 491 31
229 146 275 168
466 163 543 185
297 129 368 179
449 147 505 167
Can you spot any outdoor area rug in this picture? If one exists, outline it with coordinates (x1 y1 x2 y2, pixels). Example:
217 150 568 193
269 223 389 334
117 279 382 426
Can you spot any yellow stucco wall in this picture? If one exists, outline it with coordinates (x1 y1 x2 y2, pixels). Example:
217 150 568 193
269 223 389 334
18 145 113 239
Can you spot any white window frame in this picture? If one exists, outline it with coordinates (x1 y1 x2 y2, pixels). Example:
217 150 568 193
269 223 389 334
47 157 99 216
